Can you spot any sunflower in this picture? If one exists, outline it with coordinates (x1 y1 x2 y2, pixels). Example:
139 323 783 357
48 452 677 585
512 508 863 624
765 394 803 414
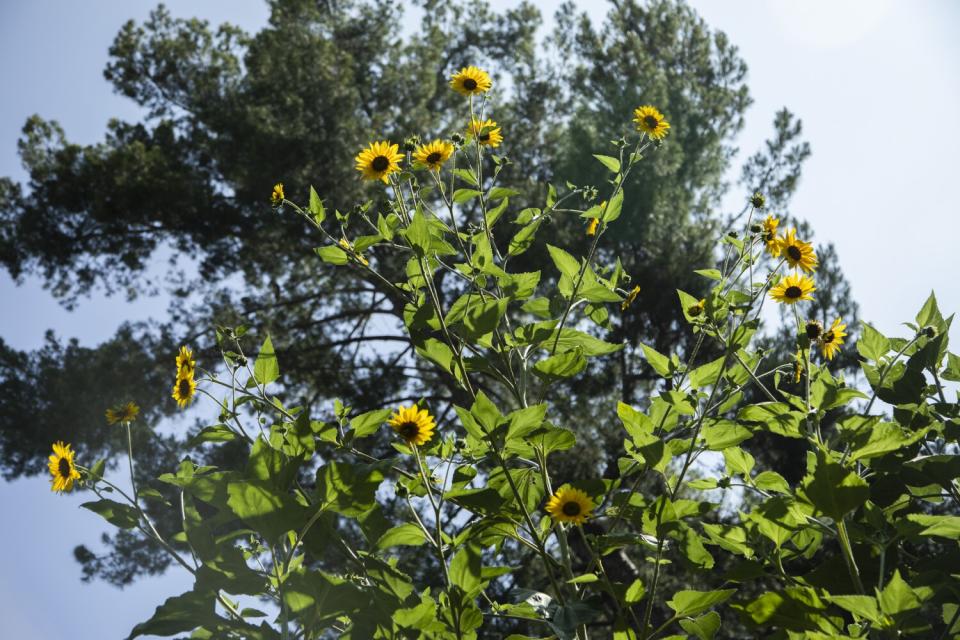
172 371 197 409
271 183 284 207
621 285 641 311
750 192 766 209
355 141 404 183
770 273 816 305
762 215 781 257
467 118 503 148
805 319 823 341
413 140 455 171
105 401 140 426
387 405 436 447
450 66 492 96
820 318 847 360
176 345 195 377
633 105 670 140
545 486 595 525
777 228 818 273
586 217 599 236
48 441 81 493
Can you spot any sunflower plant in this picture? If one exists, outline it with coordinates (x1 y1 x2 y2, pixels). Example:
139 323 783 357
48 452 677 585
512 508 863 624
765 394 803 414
54 65 960 640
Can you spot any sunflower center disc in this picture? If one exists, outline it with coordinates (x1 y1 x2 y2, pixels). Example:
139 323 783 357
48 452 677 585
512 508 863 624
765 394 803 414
58 457 71 478
371 156 389 172
787 245 802 261
463 78 478 90
479 133 490 142
426 152 442 164
785 286 802 299
823 331 834 343
399 422 419 439
806 324 822 339
179 379 191 395
643 115 659 129
562 501 581 516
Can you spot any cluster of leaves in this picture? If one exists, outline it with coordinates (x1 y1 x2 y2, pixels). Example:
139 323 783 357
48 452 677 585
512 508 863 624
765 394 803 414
69 78 960 639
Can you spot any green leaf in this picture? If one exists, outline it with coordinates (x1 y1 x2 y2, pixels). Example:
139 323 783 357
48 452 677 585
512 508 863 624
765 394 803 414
453 188 482 204
188 424 238 446
593 154 621 173
81 499 140 529
694 269 722 281
533 348 587 382
667 588 737 618
723 447 755 477
454 168 478 187
625 579 645 604
847 422 925 462
375 523 428 549
601 190 624 223
827 595 883 624
801 455 869 520
547 328 623 356
689 356 725 389
701 420 751 450
857 322 890 362
126 589 219 640
350 408 393 438
567 574 600 584
226 480 305 542
253 335 279 385
679 611 721 640
641 344 673 377
315 245 349 265
753 471 791 494
508 219 542 256
461 298 508 340
489 187 520 200
404 207 433 256
547 244 580 280
316 461 385 517
878 570 921 617
449 544 482 596
308 186 325 223
905 514 960 539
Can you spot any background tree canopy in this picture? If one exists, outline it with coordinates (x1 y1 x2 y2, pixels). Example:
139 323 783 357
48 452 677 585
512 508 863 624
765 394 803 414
0 0 857 593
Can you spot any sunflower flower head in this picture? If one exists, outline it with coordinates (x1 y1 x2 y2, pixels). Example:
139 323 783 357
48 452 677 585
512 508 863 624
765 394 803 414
172 371 197 409
413 139 455 171
467 118 503 148
586 217 600 236
763 215 781 257
805 319 824 341
770 273 816 305
355 141 405 184
387 405 436 447
271 183 285 207
633 105 670 140
450 66 492 96
621 285 641 311
820 318 848 361
338 238 370 266
777 228 818 273
105 401 140 426
48 441 81 493
545 486 595 525
176 346 195 377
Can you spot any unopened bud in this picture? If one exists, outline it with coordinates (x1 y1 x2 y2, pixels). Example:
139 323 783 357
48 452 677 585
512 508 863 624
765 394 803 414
750 192 766 209
749 223 763 234
922 325 938 338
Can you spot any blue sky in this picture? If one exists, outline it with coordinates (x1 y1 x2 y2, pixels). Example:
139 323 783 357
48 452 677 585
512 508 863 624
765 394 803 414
1 1 958 638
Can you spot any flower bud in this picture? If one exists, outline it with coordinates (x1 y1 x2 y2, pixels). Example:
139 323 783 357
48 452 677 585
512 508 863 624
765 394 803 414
750 192 766 209
749 223 763 234
451 133 465 146
922 325 938 338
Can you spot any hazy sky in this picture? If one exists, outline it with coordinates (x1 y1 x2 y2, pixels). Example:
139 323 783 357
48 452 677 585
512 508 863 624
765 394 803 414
1 1 958 638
